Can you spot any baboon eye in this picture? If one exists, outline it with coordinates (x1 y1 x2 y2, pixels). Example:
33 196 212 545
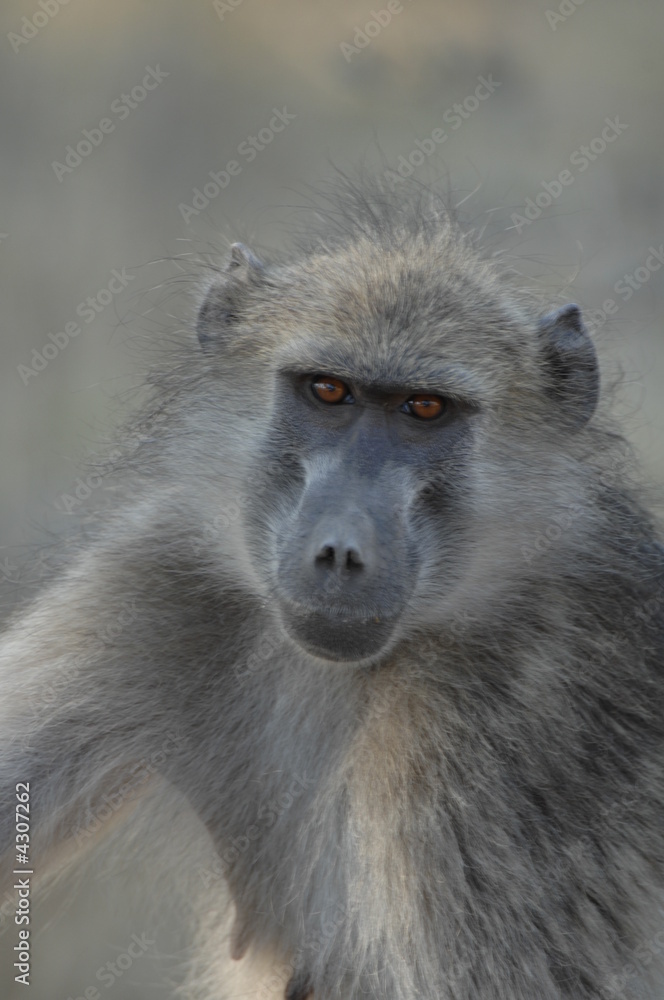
403 395 447 420
311 376 353 405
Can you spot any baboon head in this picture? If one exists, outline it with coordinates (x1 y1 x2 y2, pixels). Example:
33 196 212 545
194 225 599 664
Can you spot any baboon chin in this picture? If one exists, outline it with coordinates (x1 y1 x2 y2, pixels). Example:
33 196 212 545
278 603 399 663
1 182 663 1000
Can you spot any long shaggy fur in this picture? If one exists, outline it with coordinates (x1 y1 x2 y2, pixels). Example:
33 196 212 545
1 180 663 999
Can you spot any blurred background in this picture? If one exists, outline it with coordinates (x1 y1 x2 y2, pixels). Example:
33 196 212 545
1 0 663 995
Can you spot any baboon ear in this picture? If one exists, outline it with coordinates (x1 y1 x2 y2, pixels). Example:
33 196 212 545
537 304 599 427
196 243 264 347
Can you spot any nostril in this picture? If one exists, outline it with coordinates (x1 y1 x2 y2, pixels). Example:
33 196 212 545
314 543 365 572
315 544 336 566
345 547 363 571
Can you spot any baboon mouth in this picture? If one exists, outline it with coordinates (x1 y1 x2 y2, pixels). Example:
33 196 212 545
279 603 398 663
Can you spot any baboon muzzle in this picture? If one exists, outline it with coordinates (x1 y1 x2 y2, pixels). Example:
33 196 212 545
275 484 414 662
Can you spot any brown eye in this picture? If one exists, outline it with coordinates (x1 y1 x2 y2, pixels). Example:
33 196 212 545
311 376 352 405
405 395 446 420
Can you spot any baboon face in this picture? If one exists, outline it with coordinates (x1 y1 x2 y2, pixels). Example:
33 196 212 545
197 237 599 664
265 365 476 662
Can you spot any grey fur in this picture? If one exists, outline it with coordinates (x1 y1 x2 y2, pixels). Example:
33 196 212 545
1 182 663 999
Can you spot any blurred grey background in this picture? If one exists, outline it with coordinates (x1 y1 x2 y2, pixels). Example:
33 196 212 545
1 0 663 995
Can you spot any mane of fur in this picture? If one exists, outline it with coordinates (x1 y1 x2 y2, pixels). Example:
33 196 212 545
0 180 663 1000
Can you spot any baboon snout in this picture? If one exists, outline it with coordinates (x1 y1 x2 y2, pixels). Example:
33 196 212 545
279 499 411 608
275 502 415 662
309 513 374 580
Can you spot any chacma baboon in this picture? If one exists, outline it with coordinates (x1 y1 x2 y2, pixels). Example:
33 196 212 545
1 182 663 1000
